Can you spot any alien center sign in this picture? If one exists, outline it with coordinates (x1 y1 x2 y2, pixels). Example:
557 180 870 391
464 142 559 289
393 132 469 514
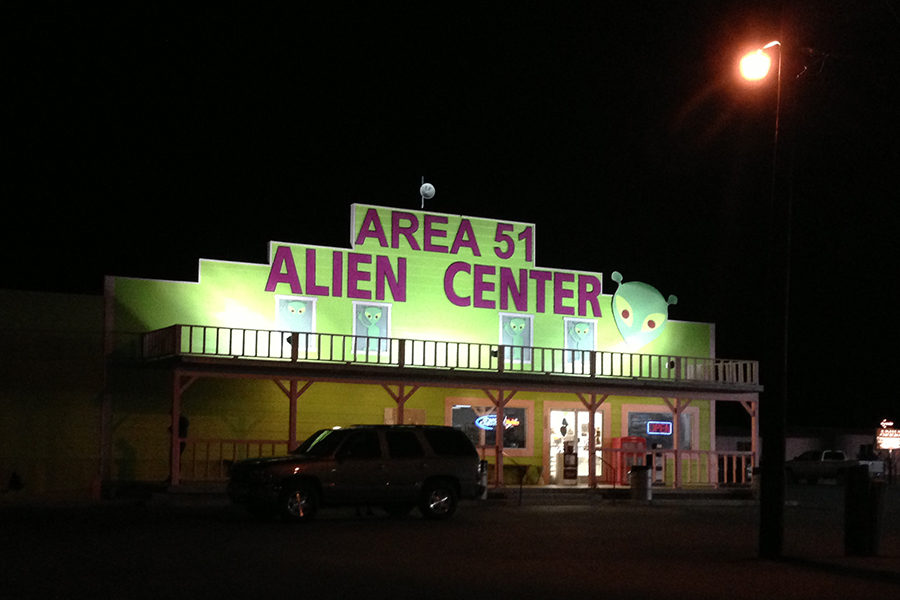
264 206 685 363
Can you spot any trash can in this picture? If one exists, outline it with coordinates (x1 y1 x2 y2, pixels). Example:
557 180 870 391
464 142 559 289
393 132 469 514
629 465 652 503
844 464 885 556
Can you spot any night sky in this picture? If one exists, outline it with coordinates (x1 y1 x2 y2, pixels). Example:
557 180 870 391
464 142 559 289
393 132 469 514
4 3 898 428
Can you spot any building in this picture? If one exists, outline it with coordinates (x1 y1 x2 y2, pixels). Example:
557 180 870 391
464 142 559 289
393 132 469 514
2 204 762 498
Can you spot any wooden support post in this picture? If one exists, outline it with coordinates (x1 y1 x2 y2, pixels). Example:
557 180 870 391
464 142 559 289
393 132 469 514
273 379 314 451
576 393 608 488
484 389 517 487
742 398 760 474
381 384 420 424
663 397 693 488
170 372 198 487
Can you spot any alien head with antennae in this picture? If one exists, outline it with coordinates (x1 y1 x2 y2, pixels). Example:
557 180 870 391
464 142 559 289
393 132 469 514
610 271 678 348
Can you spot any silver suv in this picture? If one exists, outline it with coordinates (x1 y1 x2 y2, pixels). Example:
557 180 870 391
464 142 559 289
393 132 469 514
227 425 486 521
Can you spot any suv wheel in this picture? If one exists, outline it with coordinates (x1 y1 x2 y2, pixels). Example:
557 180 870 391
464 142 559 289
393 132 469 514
280 481 318 522
419 480 457 520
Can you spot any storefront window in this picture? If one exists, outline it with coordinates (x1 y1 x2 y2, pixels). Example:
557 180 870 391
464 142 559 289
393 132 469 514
452 405 527 449
627 411 692 450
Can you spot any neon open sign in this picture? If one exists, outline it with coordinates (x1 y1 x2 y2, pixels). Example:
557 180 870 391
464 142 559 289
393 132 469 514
647 421 673 435
474 414 521 431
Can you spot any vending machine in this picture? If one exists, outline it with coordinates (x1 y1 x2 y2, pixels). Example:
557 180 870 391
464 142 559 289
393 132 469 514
611 436 647 485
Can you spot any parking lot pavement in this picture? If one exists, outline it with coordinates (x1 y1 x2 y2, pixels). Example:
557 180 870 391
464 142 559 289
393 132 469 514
1 485 897 599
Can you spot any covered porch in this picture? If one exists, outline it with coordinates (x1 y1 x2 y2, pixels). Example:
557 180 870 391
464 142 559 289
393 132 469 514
104 324 762 490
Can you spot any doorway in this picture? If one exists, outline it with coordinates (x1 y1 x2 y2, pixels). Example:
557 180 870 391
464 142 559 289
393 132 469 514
548 410 603 484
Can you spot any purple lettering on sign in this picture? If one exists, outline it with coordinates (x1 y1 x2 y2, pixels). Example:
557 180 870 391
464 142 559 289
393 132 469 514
443 262 470 307
553 272 575 315
499 267 527 312
332 251 343 297
449 218 481 257
376 256 406 302
305 248 329 296
529 270 552 313
493 223 515 259
473 264 496 309
424 214 449 253
391 211 420 251
265 246 302 293
578 274 602 317
354 208 388 248
347 253 372 299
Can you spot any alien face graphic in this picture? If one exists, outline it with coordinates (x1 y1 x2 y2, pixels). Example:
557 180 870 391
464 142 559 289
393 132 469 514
500 315 532 362
566 320 594 351
610 271 677 348
277 298 313 331
355 304 389 352
504 317 527 345
358 306 383 334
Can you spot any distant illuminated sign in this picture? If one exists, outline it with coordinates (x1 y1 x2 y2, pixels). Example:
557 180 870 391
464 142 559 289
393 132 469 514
877 428 900 450
647 421 673 435
475 414 521 431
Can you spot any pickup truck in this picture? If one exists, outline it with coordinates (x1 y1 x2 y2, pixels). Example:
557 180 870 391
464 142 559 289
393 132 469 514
784 450 884 483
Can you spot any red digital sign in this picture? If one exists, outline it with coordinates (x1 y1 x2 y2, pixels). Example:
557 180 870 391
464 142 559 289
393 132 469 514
646 421 672 435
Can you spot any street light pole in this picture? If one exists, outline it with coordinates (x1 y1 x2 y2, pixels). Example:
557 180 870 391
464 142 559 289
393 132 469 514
740 40 789 560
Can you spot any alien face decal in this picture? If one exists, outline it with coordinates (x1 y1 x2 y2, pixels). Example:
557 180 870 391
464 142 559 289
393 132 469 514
500 314 533 362
358 306 383 334
610 271 677 348
504 317 527 345
565 319 595 351
355 303 389 353
276 298 313 332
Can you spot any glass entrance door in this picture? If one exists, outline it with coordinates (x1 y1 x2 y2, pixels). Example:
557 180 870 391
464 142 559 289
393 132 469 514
549 410 602 483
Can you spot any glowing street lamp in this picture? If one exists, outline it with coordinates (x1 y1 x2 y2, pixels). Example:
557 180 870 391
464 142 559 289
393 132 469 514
740 41 783 177
739 39 788 561
740 41 781 81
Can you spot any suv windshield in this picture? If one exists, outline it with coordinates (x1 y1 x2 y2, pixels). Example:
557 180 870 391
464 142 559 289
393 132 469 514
293 429 352 457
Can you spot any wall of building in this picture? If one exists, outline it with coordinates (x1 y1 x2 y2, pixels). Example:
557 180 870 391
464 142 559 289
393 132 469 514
0 290 104 499
102 205 719 488
0 206 724 496
102 371 711 486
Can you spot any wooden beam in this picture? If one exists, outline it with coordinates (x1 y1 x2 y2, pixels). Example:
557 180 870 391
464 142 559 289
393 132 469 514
381 384 421 424
272 379 314 450
170 372 198 487
575 393 608 488
483 389 517 487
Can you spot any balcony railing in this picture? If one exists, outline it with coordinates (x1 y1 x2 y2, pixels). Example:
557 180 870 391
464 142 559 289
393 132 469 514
141 324 759 386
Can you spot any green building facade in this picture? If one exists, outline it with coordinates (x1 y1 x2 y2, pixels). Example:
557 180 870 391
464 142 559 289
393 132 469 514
2 204 760 498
